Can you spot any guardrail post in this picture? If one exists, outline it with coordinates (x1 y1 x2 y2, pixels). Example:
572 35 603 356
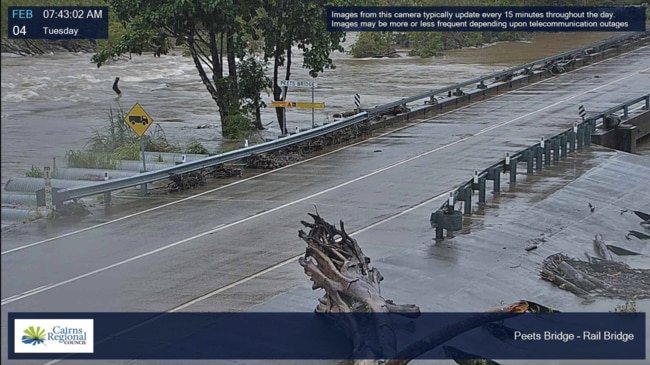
458 187 472 215
560 134 568 158
544 143 551 166
521 150 531 174
569 124 577 153
140 183 148 196
103 191 111 204
577 125 584 151
623 105 628 119
584 124 592 147
487 167 501 193
535 146 543 170
552 137 560 162
645 95 649 110
509 157 518 184
478 177 486 203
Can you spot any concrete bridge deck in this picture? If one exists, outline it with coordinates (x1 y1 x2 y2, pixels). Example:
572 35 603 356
1 44 649 364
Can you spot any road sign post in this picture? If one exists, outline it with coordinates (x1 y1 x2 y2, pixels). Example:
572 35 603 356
277 80 320 130
125 103 154 172
311 82 315 128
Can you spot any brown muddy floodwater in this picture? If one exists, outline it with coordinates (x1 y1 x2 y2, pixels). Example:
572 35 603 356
0 32 621 185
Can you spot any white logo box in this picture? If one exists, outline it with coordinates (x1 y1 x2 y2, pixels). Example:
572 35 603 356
14 319 94 353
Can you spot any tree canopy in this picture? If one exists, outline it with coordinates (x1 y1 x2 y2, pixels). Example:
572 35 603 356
91 0 346 137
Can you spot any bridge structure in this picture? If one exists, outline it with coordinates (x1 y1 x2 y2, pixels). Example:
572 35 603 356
1 34 649 364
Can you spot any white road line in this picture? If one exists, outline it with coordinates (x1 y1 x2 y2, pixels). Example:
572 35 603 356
0 106 468 256
2 51 644 256
2 67 646 307
40 191 448 365
1 283 52 305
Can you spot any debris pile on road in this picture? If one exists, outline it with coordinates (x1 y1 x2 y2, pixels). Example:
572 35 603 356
168 171 206 192
52 199 91 218
245 151 303 169
207 164 242 179
540 253 650 300
245 122 371 170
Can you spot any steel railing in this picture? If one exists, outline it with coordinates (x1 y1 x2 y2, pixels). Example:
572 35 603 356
369 32 647 116
51 32 648 206
431 93 650 238
53 113 368 205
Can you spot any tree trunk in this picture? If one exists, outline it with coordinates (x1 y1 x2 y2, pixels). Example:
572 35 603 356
253 99 263 130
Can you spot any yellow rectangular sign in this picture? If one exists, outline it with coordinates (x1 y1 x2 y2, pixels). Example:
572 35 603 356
271 101 325 109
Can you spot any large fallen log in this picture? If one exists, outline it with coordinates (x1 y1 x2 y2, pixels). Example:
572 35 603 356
298 213 557 364
541 253 650 299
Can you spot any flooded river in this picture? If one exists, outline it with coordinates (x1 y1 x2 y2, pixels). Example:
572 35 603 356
0 32 621 185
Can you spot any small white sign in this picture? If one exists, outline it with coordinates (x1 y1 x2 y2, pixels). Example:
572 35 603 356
278 80 318 88
14 319 94 353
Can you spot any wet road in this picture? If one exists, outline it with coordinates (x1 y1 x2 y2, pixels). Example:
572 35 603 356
1 44 649 364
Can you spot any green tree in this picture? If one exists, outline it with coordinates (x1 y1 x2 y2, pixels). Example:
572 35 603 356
256 0 347 135
350 32 394 58
238 55 272 130
91 0 262 137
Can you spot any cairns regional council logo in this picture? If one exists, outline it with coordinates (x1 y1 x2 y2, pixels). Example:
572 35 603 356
21 326 47 345
14 319 94 354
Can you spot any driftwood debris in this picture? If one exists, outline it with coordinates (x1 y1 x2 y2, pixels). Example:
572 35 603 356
168 171 206 192
593 234 614 261
298 213 558 364
52 199 91 218
167 165 241 192
541 253 650 300
246 122 370 170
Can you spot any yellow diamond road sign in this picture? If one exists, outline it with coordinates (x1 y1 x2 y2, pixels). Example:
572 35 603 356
125 103 153 137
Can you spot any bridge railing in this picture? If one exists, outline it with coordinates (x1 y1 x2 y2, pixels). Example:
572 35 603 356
430 93 650 239
368 32 647 116
50 32 648 207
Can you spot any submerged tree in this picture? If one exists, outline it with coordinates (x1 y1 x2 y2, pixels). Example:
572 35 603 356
238 55 272 130
257 0 347 134
92 0 262 137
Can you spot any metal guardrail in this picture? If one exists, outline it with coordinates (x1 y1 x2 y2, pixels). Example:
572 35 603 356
52 113 368 205
369 32 647 116
430 93 650 239
51 32 648 207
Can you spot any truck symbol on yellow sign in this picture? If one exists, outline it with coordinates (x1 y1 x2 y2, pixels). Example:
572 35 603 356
124 103 154 137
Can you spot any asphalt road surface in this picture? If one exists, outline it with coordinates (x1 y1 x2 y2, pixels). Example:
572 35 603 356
2 44 649 365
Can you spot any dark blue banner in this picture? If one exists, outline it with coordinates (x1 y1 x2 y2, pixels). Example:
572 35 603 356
7 7 109 39
8 312 645 360
327 6 647 32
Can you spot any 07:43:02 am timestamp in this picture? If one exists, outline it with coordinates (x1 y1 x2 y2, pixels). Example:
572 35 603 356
42 8 104 20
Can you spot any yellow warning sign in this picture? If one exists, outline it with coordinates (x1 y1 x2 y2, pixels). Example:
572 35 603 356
271 101 325 109
124 103 153 137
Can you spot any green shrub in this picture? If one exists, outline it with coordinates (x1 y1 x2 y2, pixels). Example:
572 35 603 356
185 140 210 155
111 143 141 160
26 165 44 178
222 114 255 139
66 150 118 169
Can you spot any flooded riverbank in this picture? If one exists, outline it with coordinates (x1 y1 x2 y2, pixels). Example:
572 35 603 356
1 32 621 185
